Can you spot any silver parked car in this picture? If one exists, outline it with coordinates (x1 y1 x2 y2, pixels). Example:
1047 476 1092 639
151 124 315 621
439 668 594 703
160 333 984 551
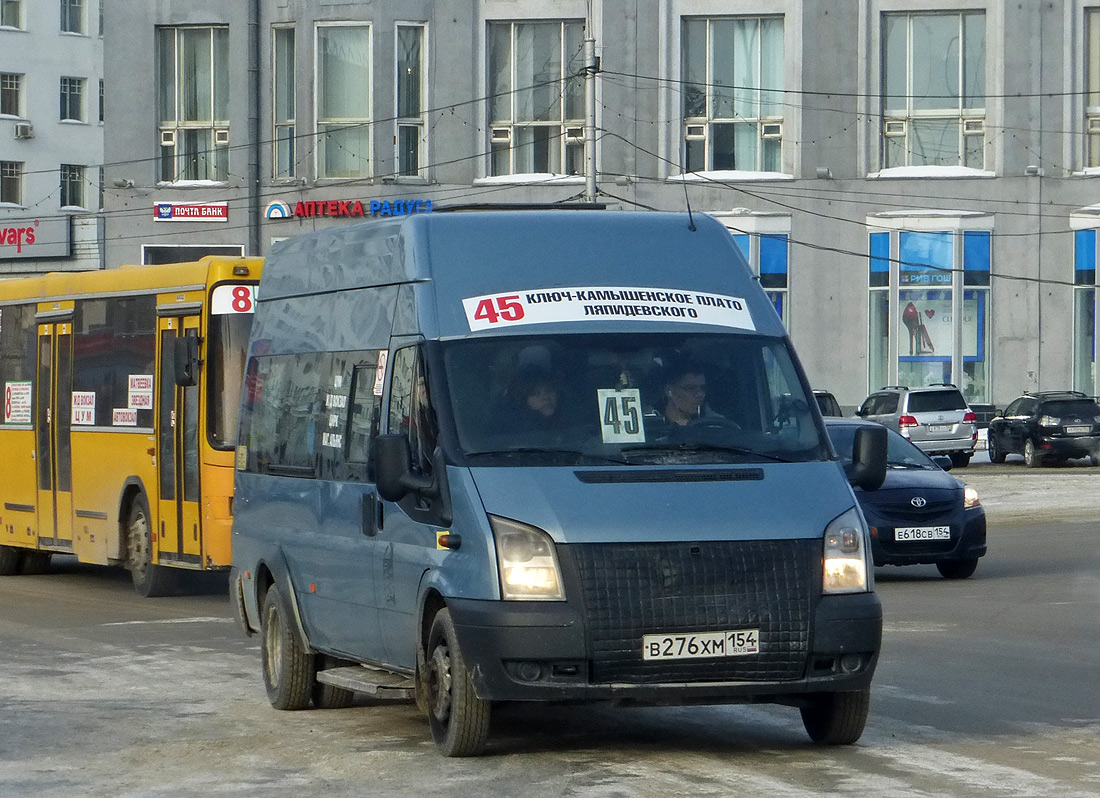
856 384 977 467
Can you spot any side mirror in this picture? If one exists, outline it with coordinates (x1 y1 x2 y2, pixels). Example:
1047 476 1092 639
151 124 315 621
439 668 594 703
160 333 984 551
849 426 887 491
376 434 416 502
173 336 200 387
932 455 953 471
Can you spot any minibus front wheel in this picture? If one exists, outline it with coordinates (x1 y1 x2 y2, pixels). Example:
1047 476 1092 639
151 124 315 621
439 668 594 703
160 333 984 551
800 688 870 745
260 583 314 711
425 608 490 757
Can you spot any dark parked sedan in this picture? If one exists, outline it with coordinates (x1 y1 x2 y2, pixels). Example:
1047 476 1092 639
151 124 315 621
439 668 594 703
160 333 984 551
826 419 987 579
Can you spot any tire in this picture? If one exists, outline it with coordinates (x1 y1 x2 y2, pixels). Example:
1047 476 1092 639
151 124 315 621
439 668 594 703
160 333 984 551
126 495 177 597
260 584 314 710
987 433 1006 464
1023 439 1042 469
801 689 870 745
949 452 971 468
312 655 355 709
0 545 22 576
425 608 491 757
937 558 978 579
19 551 51 575
1090 454 1100 467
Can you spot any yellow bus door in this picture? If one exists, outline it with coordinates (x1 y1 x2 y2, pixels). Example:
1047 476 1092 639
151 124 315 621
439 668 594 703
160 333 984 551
156 317 202 566
35 322 74 551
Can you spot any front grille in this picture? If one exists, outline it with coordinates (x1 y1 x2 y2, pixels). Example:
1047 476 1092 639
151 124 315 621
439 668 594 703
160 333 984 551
568 539 815 684
881 499 956 522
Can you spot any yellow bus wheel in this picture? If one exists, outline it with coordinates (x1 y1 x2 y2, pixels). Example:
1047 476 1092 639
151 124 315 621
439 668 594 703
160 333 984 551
0 546 21 576
126 495 177 598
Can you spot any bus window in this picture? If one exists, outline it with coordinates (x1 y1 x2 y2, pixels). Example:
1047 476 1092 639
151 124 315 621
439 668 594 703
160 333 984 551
207 311 254 449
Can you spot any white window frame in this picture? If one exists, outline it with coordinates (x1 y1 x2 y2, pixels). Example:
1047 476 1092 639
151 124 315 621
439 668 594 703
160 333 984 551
880 10 986 170
0 160 22 205
314 21 373 181
60 76 85 122
1085 8 1100 168
1 0 22 29
485 19 586 178
60 164 85 208
60 0 84 34
680 15 786 174
157 25 231 183
394 22 427 179
1 72 21 117
272 25 296 181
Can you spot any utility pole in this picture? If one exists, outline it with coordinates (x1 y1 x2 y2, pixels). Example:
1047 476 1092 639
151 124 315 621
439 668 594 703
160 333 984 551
583 33 599 203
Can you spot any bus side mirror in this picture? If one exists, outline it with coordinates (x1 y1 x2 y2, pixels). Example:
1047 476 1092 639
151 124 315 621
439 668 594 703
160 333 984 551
849 426 887 491
173 336 200 387
376 434 413 502
375 435 453 525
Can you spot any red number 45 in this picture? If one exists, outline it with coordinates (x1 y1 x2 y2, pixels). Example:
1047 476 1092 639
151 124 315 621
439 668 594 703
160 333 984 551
473 295 525 324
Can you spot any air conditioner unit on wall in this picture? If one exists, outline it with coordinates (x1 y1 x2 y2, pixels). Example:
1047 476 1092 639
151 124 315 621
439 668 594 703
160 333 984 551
14 122 33 139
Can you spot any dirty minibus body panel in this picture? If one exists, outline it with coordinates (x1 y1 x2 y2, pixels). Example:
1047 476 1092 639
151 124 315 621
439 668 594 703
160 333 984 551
231 211 884 756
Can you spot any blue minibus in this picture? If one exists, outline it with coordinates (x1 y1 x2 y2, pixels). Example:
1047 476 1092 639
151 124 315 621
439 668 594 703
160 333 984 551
230 210 886 756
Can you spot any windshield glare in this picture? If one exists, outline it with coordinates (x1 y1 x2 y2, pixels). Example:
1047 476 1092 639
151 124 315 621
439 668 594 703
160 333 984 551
440 333 826 466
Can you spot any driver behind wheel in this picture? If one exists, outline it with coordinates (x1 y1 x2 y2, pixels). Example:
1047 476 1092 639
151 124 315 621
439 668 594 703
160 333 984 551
656 359 733 427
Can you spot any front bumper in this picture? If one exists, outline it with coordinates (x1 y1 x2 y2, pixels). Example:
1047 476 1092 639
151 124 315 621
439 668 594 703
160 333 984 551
446 591 881 704
868 507 986 566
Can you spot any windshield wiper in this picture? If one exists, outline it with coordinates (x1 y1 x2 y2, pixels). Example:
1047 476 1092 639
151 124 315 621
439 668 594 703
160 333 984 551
465 448 629 465
621 442 796 464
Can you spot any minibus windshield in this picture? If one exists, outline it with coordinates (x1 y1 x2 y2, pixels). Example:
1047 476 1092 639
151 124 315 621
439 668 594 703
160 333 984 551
441 332 827 466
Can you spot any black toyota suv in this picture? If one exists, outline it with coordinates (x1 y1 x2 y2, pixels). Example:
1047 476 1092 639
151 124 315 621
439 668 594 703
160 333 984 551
987 391 1100 468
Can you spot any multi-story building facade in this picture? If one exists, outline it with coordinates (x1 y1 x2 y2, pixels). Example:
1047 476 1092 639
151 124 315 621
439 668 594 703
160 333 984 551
0 0 104 274
97 1 1100 407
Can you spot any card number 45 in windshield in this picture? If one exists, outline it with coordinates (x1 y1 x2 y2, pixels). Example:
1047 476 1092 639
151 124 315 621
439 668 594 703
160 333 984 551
473 295 525 324
598 388 646 443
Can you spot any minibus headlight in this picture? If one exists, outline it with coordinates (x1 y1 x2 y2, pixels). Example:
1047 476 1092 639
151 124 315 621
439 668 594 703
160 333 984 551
822 507 870 594
490 515 565 601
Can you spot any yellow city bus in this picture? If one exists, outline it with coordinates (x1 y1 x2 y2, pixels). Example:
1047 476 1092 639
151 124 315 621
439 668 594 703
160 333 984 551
0 257 261 596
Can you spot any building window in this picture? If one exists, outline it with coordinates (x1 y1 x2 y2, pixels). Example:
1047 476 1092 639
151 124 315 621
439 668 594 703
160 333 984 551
98 78 104 122
1086 10 1100 166
60 164 85 207
1 0 22 28
60 76 85 121
273 26 295 179
1074 229 1098 393
1 73 21 116
157 26 229 182
681 16 784 173
396 24 425 177
2 161 23 204
487 20 584 177
882 12 986 170
316 23 371 179
60 0 83 34
730 232 789 326
867 227 991 403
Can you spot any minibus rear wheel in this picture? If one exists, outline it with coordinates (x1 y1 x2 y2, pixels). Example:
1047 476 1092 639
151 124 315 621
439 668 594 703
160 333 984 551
800 689 870 745
260 584 314 711
425 608 490 756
